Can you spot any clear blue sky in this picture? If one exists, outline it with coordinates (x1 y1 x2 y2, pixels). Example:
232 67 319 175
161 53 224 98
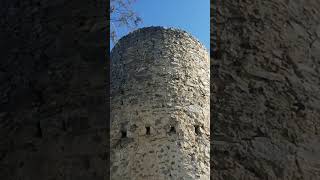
111 0 210 50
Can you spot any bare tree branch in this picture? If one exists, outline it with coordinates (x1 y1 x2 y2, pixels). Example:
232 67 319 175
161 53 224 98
110 0 142 44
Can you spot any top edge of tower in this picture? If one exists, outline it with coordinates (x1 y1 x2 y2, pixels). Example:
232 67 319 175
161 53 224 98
111 26 208 54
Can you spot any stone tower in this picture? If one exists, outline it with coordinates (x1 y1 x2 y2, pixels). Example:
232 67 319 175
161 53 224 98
110 27 210 179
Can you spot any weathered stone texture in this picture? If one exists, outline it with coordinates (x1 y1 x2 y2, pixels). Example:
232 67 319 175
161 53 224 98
111 27 210 180
0 0 107 179
211 0 320 179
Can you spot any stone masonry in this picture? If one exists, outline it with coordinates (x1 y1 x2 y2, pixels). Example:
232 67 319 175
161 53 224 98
110 27 210 179
211 0 320 179
0 0 108 179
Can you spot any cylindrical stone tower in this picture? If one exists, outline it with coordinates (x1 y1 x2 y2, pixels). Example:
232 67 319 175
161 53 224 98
110 26 209 180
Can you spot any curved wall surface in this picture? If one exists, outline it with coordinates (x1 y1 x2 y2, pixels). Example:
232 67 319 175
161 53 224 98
110 27 210 180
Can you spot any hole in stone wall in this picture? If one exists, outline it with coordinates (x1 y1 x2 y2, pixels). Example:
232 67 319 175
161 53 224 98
36 121 43 138
146 126 150 135
62 120 68 131
121 130 127 138
169 126 176 134
194 125 201 135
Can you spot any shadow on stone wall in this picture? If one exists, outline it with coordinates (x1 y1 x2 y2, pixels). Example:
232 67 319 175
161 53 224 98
0 0 108 179
211 0 320 179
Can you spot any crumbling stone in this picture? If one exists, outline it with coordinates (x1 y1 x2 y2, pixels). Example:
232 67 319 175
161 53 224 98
211 1 320 179
111 27 210 180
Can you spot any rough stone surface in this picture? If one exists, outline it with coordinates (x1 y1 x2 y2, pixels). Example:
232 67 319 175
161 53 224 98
211 0 320 179
0 0 108 179
110 27 210 180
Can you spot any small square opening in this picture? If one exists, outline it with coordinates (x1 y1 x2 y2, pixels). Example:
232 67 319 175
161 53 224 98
121 130 127 138
146 126 150 135
194 125 201 135
169 126 176 133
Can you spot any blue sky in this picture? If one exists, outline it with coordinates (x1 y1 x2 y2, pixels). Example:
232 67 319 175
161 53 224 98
110 0 210 50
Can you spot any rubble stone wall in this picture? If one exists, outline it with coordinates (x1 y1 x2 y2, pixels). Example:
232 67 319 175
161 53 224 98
211 0 320 179
0 0 108 179
110 27 210 180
